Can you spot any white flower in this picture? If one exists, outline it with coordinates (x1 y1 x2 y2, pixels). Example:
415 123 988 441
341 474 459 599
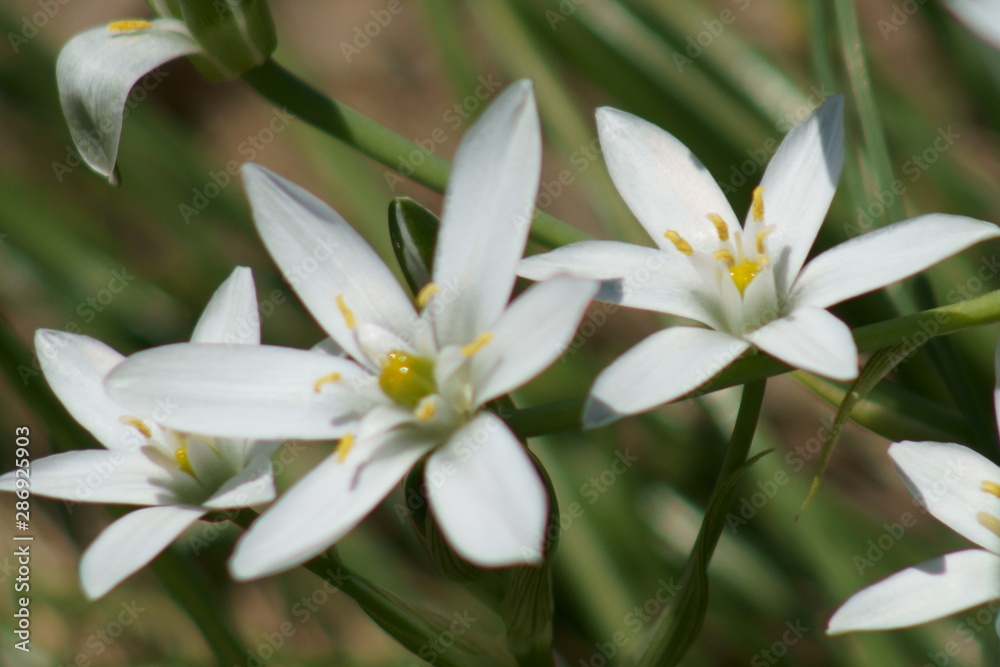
0 268 279 599
519 96 1000 426
945 0 1000 51
105 81 598 578
826 440 1000 633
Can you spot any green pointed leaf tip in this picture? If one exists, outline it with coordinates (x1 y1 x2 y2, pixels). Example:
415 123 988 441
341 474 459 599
389 197 440 295
174 0 276 79
56 19 199 183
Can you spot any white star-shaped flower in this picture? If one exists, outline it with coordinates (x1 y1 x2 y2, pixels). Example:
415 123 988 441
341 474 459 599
105 81 598 579
0 268 279 599
520 96 1000 426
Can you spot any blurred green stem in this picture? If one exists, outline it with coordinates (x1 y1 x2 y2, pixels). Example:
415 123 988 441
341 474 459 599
240 58 589 249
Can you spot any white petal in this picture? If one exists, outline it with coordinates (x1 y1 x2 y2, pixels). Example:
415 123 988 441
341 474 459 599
34 330 148 451
229 425 435 579
241 164 416 361
0 450 175 505
758 95 844 289
106 344 369 440
80 504 206 599
793 214 1000 309
596 107 738 250
518 240 720 327
56 20 199 184
473 275 598 404
744 306 857 380
190 267 260 345
431 80 541 347
426 413 547 566
585 327 749 427
946 0 1000 50
203 443 280 509
827 549 1000 634
889 441 1000 554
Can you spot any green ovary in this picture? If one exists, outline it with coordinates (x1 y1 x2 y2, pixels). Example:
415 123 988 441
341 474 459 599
379 351 437 408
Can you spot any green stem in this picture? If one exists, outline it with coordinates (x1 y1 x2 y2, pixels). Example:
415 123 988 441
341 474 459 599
628 380 767 666
504 289 1000 438
240 58 589 249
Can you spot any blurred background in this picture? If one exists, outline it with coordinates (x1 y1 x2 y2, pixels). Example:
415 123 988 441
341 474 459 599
2 0 1000 664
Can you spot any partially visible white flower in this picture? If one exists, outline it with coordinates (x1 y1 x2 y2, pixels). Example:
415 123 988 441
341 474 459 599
105 81 598 578
520 96 1000 426
945 0 1000 50
0 268 279 599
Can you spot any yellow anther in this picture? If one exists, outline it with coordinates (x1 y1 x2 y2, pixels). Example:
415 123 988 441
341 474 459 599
313 372 342 393
119 416 152 439
751 186 765 223
982 480 1000 498
730 259 761 296
707 214 729 242
336 432 355 463
174 447 194 475
461 332 494 357
336 294 356 330
664 230 693 256
108 20 153 32
755 228 773 255
978 511 1000 539
415 398 437 422
713 249 734 264
416 283 441 308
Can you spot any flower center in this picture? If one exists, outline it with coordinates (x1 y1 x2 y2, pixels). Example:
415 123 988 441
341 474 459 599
379 350 438 408
978 480 1000 539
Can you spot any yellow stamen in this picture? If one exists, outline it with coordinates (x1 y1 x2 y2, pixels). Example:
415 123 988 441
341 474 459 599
663 230 693 256
713 249 734 264
756 228 773 255
108 20 153 32
336 432 355 463
313 372 342 393
415 398 437 422
982 480 1000 498
336 294 356 330
707 214 729 242
416 283 441 308
730 259 761 296
751 186 765 222
174 447 194 475
978 511 1000 539
119 416 152 439
461 332 494 357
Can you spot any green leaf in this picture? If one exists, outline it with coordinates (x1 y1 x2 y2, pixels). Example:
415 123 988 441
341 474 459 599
389 197 439 296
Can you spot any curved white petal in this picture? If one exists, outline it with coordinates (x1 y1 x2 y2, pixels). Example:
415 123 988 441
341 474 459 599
80 504 206 599
190 267 260 345
473 275 598 404
585 327 749 427
745 306 857 380
827 549 1000 634
106 344 369 440
241 164 416 362
427 413 547 566
946 0 1000 50
793 214 1000 309
56 19 198 184
202 444 280 509
229 426 435 580
758 95 844 288
431 80 541 347
34 330 164 451
889 441 1000 554
518 240 720 327
596 107 738 250
0 450 175 506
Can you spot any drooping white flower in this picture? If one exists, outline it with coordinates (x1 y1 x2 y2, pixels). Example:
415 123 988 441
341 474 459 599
0 268 279 599
827 427 1000 631
105 81 598 578
519 96 1000 426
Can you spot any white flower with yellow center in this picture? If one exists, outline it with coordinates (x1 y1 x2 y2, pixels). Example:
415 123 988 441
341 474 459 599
105 81 598 578
0 268 279 599
520 96 1000 426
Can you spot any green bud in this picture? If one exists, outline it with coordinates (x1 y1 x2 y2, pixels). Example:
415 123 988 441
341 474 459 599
388 197 439 296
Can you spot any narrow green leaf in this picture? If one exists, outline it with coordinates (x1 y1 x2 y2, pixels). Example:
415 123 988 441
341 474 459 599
389 197 439 296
